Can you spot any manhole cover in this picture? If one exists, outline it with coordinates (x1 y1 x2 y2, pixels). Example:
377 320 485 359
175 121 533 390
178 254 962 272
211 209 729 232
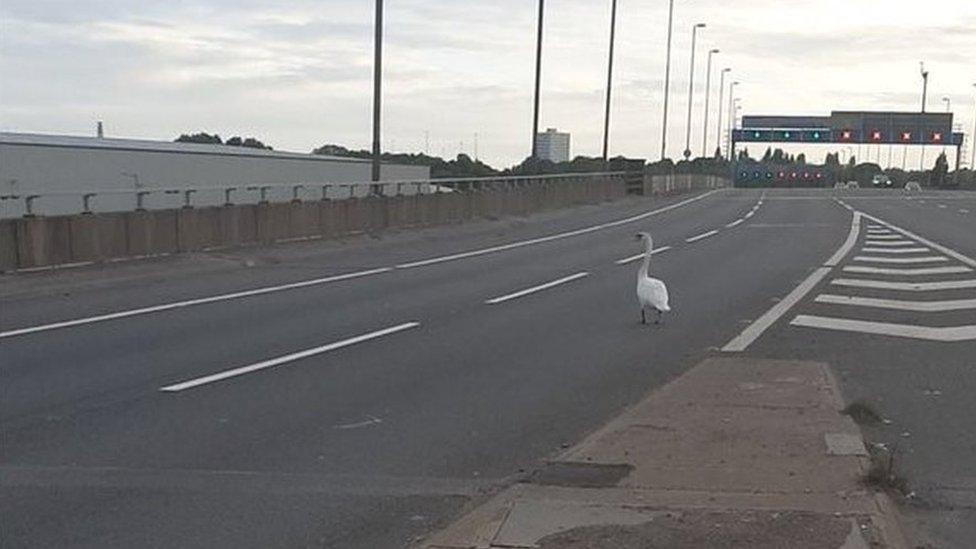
529 462 633 488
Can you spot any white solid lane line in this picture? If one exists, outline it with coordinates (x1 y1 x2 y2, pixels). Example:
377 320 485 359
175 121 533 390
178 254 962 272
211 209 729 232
744 211 755 219
0 267 394 340
726 219 745 228
686 230 719 243
860 247 931 254
831 278 976 291
723 210 863 352
396 190 720 269
842 265 971 276
853 255 949 264
791 315 976 342
485 272 590 305
3 190 722 340
615 247 672 265
722 268 833 352
160 322 421 392
815 294 976 312
824 212 864 267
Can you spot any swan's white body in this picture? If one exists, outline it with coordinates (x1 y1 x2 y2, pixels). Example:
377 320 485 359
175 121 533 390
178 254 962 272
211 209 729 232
636 233 670 323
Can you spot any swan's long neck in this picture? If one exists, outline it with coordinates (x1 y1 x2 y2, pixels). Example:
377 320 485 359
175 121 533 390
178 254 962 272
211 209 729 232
639 237 653 278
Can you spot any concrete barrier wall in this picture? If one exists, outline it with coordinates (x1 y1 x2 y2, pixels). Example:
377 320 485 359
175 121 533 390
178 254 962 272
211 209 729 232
0 174 720 271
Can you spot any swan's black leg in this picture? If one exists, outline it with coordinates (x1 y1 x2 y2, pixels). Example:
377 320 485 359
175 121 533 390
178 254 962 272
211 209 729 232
655 309 662 325
641 309 646 325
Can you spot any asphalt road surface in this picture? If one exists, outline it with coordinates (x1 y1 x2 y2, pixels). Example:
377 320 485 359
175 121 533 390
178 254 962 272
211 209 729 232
2 188 973 548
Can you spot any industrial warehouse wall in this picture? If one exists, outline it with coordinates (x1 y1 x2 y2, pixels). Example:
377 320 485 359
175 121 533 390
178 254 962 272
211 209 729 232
0 175 726 271
0 133 431 218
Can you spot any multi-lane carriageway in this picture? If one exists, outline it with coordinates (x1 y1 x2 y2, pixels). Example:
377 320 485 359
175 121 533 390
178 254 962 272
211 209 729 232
1 188 974 548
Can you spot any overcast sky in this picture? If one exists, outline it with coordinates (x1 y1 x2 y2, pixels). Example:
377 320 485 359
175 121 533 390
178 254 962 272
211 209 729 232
1 0 974 167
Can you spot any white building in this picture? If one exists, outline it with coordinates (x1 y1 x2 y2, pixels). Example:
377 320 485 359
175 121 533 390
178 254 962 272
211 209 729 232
0 132 431 218
535 128 570 163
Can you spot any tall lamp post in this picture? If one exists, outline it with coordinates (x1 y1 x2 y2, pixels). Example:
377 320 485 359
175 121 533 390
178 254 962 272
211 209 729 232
602 0 619 162
530 0 545 159
683 23 706 160
942 96 951 157
701 48 719 157
659 0 675 161
726 81 738 161
715 68 730 159
920 62 929 113
971 83 976 169
370 0 384 192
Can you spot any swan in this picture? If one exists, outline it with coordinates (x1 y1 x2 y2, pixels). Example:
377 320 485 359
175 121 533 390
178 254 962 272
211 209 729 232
635 232 670 324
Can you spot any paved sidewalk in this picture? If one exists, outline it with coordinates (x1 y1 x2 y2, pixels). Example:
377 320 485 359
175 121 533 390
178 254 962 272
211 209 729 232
420 357 907 548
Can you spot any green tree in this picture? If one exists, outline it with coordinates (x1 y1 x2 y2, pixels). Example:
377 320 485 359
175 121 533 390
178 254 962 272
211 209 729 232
176 132 222 145
931 152 949 187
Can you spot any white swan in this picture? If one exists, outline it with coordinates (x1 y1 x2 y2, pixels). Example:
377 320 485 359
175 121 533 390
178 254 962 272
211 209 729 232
635 232 671 324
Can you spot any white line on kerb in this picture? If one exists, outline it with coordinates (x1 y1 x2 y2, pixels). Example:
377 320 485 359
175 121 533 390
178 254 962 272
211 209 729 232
860 247 930 254
842 265 971 276
686 230 719 243
0 268 394 340
726 219 745 228
831 278 976 291
485 272 590 305
791 315 976 342
615 247 672 265
396 190 719 269
160 322 421 392
815 294 976 312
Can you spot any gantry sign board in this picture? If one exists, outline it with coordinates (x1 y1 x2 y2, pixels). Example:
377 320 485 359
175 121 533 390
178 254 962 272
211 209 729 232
733 111 964 146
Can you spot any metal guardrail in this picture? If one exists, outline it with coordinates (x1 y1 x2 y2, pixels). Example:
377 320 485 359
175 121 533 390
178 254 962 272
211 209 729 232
0 172 626 218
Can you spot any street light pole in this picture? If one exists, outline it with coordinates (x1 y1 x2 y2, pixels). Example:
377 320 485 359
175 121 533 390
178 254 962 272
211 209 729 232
971 83 976 169
715 68 730 159
531 0 545 159
726 81 738 161
701 48 719 158
683 23 706 160
942 96 951 157
602 0 618 162
371 0 384 189
659 0 675 161
919 62 929 113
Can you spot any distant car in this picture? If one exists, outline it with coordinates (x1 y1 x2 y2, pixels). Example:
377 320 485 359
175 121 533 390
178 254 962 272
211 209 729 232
834 182 847 189
905 181 922 191
872 174 893 188
846 181 860 189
